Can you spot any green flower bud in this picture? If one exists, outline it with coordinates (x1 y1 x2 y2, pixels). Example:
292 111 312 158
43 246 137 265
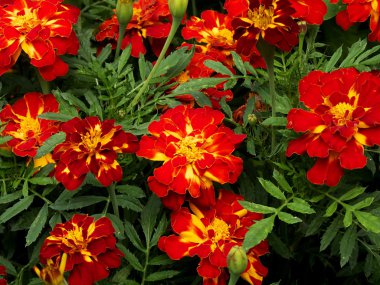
168 0 188 19
247 114 257 126
227 246 248 275
116 0 133 27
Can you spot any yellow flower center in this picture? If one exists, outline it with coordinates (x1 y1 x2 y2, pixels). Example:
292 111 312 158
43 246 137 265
81 124 103 152
62 225 87 251
177 70 190 84
329 102 355 126
201 27 235 46
248 5 275 30
176 136 204 163
16 116 41 140
11 9 43 33
208 218 230 243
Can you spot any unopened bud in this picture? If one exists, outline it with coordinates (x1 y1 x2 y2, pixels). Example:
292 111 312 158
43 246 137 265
168 0 188 19
247 114 257 126
298 20 307 35
227 246 248 275
116 0 133 27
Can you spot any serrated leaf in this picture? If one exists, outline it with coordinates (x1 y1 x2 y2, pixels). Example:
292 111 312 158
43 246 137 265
116 185 145 198
239 201 276 214
320 216 341 251
28 177 55 185
149 255 175 266
339 187 366 201
231 51 246 75
352 197 374 210
60 92 89 114
324 46 342 72
0 195 34 224
22 180 28 197
343 210 353 228
269 233 292 259
339 225 357 267
145 270 180 282
118 45 132 74
287 198 315 214
278 212 302 224
35 132 66 159
0 256 17 276
97 43 112 64
118 245 143 272
170 78 227 96
204 60 234 76
25 204 48 246
0 136 12 144
125 221 145 252
50 196 105 210
0 191 22 204
219 97 232 118
324 202 338 217
261 117 288 127
258 178 286 200
141 195 161 245
151 214 168 247
38 112 74 122
273 169 292 193
354 211 380 233
305 215 325 236
243 216 275 251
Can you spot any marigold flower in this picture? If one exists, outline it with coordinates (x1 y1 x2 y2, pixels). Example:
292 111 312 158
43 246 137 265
136 105 246 209
0 265 6 285
95 0 171 58
34 253 67 285
331 0 380 42
0 0 80 80
39 214 123 285
52 116 139 190
226 0 326 54
158 190 268 285
0 92 61 157
286 68 380 186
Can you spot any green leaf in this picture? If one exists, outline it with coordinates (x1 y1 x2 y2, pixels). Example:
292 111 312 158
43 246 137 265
243 216 275 251
149 255 175 266
0 256 17 276
35 132 66 159
239 201 276 214
141 195 161 245
323 0 346 20
38 112 74 122
0 191 22 204
0 195 34 224
339 225 357 267
22 180 28 197
60 92 90 114
339 187 366 201
273 169 292 193
352 197 374 210
243 96 255 127
320 216 341 251
118 245 143 272
50 196 106 210
261 117 288 127
145 270 180 282
84 91 103 120
0 136 12 144
278 212 302 224
203 60 234 76
124 221 145 252
305 215 325 236
151 214 168 247
287 198 315 214
97 43 112 64
170 78 227 96
324 46 342 72
118 45 132 74
354 211 380 233
231 51 246 75
116 185 145 198
28 177 55 185
324 202 338 217
269 233 292 259
219 97 232 118
343 210 353 228
258 178 286 200
360 54 380 65
25 204 48 246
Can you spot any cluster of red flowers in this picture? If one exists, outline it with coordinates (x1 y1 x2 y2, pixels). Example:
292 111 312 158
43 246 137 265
0 0 80 80
37 214 123 285
287 68 380 186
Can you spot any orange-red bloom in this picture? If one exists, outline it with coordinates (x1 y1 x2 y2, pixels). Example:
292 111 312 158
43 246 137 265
226 0 326 54
34 253 67 285
95 0 171 58
136 105 246 210
52 116 139 190
39 214 123 285
286 68 380 186
331 0 380 42
0 0 79 80
158 190 268 285
0 92 61 157
0 265 6 285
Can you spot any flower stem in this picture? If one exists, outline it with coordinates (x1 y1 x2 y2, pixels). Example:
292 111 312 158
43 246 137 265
128 16 182 112
107 184 119 219
257 40 276 153
228 273 240 285
115 23 127 59
37 72 50 94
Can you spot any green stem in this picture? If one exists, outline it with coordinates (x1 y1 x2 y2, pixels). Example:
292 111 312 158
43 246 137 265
37 72 50 94
128 16 182 112
228 273 240 285
29 190 52 205
108 184 120 218
141 245 150 285
115 21 127 59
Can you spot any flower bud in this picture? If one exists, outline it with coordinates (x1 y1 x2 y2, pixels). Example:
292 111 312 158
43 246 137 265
227 246 248 275
116 0 133 27
298 20 307 35
247 114 257 126
168 0 188 19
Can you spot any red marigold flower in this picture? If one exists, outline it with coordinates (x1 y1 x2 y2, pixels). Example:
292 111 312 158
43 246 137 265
34 253 67 285
137 105 246 209
0 0 80 80
286 68 380 186
158 190 269 285
0 265 6 285
332 0 380 42
182 10 264 68
226 0 326 54
39 214 123 285
53 116 139 190
95 0 171 58
0 92 61 157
